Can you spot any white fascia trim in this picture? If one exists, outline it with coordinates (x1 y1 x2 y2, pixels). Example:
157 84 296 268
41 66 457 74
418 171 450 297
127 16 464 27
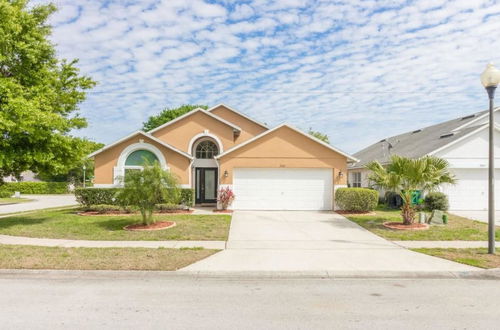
427 123 500 156
452 107 500 132
147 107 241 134
207 103 269 129
215 123 359 162
187 132 224 155
88 131 192 159
88 130 143 158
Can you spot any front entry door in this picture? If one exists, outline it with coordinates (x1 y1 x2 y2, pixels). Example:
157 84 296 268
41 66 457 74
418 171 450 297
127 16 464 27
195 168 217 204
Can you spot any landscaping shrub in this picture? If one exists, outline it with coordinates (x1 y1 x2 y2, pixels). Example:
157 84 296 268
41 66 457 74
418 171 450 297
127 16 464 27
75 188 122 207
178 188 194 207
424 192 449 211
75 187 195 208
84 204 123 214
0 190 13 198
155 203 186 211
335 188 378 212
0 182 68 194
217 187 235 210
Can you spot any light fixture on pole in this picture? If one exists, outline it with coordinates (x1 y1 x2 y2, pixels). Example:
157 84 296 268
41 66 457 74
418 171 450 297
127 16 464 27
82 164 87 189
480 63 500 254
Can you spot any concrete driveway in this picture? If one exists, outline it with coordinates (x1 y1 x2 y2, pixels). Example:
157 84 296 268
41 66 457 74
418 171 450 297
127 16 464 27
0 194 77 215
183 211 477 273
451 210 500 225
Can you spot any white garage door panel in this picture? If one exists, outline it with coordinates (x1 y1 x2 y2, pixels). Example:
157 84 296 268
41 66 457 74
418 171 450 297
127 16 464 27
443 169 500 211
233 168 333 210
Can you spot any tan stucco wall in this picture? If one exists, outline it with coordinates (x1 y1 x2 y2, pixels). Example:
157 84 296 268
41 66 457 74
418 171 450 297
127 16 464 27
151 111 236 153
218 126 348 185
93 135 191 185
209 105 267 144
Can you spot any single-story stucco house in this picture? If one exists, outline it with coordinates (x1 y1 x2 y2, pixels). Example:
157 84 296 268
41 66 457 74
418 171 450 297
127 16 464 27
349 107 500 211
89 104 358 210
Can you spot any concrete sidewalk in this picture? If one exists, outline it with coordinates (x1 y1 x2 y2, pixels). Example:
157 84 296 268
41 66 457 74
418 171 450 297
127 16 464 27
183 211 478 273
0 194 77 215
0 234 225 249
393 240 499 249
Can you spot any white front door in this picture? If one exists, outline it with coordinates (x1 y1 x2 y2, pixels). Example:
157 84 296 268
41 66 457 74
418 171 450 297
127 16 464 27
232 168 333 210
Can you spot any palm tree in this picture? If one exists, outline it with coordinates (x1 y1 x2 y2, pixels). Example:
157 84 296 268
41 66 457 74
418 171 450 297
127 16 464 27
366 155 456 225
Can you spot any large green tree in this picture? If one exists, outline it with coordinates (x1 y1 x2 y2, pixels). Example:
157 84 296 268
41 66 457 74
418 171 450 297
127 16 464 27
142 104 208 131
0 0 96 182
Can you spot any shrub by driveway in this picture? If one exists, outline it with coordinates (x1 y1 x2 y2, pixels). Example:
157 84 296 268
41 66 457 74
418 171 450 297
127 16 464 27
345 208 500 241
0 209 231 241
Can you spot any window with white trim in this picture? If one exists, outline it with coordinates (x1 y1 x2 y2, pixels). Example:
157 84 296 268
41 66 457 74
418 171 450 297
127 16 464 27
351 172 362 187
195 140 219 159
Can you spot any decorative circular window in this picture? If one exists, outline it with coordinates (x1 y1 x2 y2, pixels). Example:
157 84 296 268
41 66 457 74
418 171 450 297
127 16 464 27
195 140 219 159
125 150 159 166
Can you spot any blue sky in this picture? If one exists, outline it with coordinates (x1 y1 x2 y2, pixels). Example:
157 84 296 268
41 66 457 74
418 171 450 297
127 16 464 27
40 0 500 153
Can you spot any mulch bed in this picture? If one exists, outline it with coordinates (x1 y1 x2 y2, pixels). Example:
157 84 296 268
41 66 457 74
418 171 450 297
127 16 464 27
383 222 429 231
213 209 233 213
336 210 376 216
124 221 176 231
77 209 193 216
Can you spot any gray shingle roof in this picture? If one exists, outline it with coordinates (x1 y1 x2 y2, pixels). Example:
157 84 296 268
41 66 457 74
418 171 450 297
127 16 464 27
351 109 493 169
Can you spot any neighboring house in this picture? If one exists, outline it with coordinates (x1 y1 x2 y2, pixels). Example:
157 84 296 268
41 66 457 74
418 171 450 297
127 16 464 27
89 104 357 210
3 171 41 183
349 107 500 211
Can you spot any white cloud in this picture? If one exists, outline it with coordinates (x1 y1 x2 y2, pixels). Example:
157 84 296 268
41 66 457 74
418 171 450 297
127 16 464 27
38 0 500 153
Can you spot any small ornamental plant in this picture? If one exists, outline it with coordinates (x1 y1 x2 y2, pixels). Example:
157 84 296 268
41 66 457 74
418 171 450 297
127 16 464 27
217 187 235 210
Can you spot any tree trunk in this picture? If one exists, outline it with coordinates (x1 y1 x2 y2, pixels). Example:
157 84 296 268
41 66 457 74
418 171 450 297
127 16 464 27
400 191 415 225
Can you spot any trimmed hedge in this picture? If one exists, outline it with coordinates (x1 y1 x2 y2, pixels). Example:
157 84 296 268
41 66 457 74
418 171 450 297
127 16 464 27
0 190 13 198
75 188 122 207
335 187 378 212
0 182 68 194
75 187 195 207
424 192 449 211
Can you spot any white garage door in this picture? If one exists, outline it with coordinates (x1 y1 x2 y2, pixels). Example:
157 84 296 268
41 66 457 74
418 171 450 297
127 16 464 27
442 169 500 211
232 168 333 210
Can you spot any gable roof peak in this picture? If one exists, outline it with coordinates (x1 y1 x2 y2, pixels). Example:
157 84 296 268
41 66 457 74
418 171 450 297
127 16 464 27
216 122 358 162
147 107 241 134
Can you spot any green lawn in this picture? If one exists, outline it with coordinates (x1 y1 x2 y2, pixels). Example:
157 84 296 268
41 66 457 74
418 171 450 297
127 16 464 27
412 248 500 269
345 207 500 241
0 197 33 205
0 244 218 270
0 209 231 241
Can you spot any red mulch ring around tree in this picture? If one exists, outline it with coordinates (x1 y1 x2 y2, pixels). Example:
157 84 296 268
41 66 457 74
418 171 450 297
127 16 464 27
336 210 376 216
213 209 233 213
77 210 193 216
124 221 176 231
383 222 429 231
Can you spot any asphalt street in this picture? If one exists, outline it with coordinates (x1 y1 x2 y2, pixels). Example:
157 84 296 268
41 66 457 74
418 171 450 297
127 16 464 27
1 272 499 329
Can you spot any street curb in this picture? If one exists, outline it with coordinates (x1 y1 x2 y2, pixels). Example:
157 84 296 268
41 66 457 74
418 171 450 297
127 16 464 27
0 268 498 280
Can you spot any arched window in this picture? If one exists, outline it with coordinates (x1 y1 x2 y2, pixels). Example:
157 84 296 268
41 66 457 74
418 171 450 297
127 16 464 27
195 140 219 159
125 150 159 166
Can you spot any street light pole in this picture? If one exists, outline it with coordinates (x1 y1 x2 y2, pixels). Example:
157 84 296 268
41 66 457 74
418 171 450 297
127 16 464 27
481 63 500 254
487 85 496 254
82 165 87 189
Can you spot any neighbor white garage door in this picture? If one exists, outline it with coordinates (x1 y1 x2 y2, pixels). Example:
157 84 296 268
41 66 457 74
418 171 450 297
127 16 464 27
232 168 333 210
442 169 500 211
